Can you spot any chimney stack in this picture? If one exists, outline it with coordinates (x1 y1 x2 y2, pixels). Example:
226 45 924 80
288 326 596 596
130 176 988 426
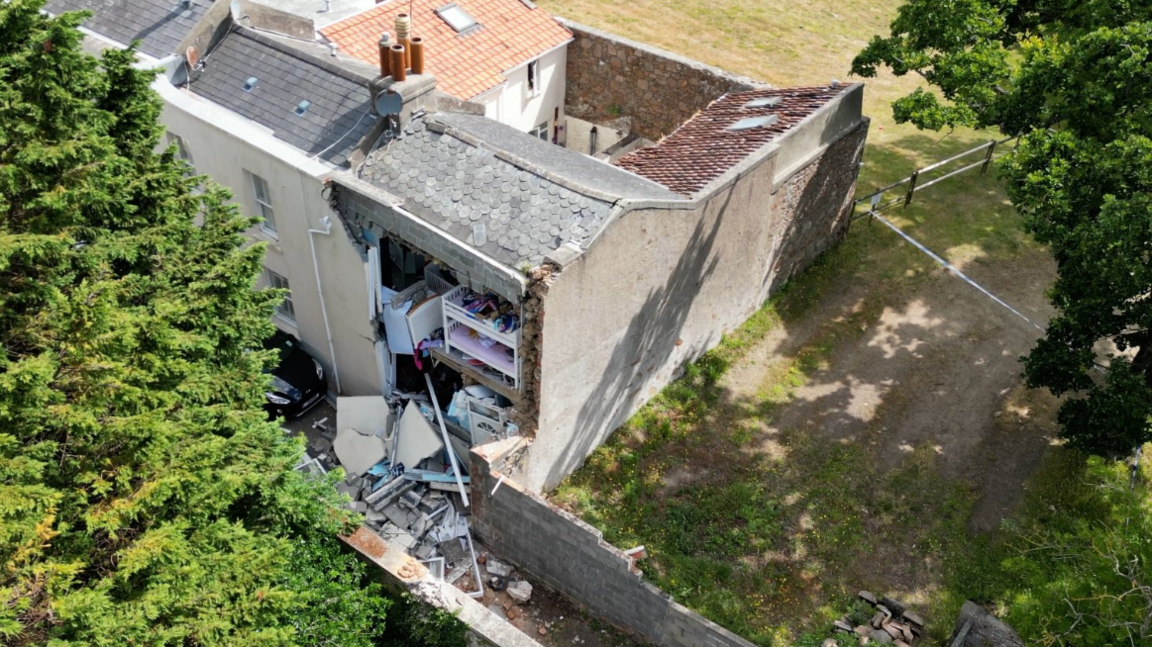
395 13 411 71
410 37 425 75
389 44 407 82
377 32 391 77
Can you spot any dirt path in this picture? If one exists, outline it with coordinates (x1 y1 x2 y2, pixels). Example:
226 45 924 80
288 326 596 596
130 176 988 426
728 244 1059 529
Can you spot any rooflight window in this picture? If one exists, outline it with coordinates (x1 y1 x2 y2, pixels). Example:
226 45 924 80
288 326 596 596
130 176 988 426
294 100 311 116
243 76 258 92
436 3 477 33
728 115 780 131
744 97 782 109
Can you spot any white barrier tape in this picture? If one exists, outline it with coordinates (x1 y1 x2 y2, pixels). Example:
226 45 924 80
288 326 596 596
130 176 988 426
868 210 1045 332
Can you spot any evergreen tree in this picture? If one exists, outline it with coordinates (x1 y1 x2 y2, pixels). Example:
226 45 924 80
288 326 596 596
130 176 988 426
0 1 388 644
853 1 1152 459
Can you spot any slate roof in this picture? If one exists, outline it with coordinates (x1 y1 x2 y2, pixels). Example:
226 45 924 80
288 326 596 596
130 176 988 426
188 28 379 166
434 113 681 202
321 0 572 100
45 0 212 59
614 85 851 196
355 113 679 266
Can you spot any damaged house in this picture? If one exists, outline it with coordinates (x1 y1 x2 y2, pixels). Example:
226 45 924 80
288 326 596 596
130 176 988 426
46 0 867 638
44 0 870 642
47 0 866 493
330 79 867 492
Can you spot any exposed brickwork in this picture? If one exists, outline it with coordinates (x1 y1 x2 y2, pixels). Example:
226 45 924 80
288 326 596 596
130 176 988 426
614 85 850 196
471 444 756 647
508 264 554 433
765 120 869 293
561 19 761 141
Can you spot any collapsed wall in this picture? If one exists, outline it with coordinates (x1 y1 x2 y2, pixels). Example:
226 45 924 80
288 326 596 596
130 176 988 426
471 440 757 647
341 528 545 647
560 18 763 141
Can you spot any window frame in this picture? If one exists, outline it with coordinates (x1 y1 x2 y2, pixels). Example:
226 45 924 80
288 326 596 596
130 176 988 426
247 171 277 235
525 59 540 98
528 121 549 142
435 3 478 33
166 132 194 171
267 269 295 324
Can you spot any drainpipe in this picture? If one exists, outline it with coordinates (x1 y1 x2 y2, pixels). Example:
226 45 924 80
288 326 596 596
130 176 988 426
308 215 343 394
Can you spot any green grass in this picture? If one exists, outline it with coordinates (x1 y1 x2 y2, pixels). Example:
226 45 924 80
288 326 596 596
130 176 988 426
539 1 1062 644
552 254 993 643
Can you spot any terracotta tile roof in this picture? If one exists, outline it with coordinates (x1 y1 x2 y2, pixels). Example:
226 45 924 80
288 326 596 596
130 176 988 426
321 0 572 101
613 85 850 197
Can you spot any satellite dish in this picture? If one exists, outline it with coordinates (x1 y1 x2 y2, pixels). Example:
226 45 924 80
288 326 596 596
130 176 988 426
229 0 243 20
185 45 199 68
374 90 403 116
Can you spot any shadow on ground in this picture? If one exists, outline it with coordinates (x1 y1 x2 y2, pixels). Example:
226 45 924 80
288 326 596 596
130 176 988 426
551 140 1060 644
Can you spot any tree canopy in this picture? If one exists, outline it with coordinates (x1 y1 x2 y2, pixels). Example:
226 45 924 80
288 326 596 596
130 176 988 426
0 1 391 644
853 1 1152 458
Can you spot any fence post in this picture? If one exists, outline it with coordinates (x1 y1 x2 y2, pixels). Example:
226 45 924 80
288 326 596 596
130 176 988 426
903 171 919 207
869 192 883 224
980 139 997 175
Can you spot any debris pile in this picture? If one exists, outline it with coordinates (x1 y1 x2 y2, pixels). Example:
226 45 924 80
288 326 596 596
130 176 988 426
829 591 924 646
298 391 496 599
475 554 535 616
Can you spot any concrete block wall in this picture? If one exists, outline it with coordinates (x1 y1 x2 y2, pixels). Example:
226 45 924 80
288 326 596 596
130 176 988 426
470 440 756 647
560 19 762 141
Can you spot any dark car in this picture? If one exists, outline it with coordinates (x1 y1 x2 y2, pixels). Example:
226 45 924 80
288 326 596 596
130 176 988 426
264 329 327 419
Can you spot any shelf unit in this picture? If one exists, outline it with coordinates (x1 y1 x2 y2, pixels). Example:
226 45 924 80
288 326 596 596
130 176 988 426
441 286 521 390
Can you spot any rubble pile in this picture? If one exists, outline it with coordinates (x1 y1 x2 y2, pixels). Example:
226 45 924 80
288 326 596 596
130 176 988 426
828 591 924 646
298 393 497 599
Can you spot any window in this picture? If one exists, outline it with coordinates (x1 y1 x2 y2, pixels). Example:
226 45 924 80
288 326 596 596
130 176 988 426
727 115 780 131
166 133 194 173
247 171 276 234
529 121 549 142
267 270 295 323
526 59 540 98
435 3 477 32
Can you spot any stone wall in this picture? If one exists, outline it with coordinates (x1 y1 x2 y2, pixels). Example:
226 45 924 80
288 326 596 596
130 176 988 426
766 120 869 293
470 440 757 647
560 19 762 141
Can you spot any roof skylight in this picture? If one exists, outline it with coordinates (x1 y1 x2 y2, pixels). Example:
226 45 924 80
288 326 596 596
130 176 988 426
728 114 780 131
744 97 782 109
436 3 477 33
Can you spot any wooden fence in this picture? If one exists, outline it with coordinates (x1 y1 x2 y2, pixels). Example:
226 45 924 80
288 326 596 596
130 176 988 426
851 136 1015 220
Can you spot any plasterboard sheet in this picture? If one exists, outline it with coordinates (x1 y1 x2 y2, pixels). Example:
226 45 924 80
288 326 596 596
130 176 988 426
381 286 414 355
394 401 443 471
337 396 393 439
334 427 387 477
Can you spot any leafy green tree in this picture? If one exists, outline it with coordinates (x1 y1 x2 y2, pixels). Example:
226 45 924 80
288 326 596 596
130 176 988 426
852 1 1152 458
0 1 388 644
997 454 1151 645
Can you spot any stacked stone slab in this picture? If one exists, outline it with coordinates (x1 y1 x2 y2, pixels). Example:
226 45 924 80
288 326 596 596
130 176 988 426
830 591 924 646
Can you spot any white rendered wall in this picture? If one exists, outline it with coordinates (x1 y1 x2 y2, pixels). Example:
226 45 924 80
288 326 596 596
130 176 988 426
476 45 568 136
155 80 382 397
